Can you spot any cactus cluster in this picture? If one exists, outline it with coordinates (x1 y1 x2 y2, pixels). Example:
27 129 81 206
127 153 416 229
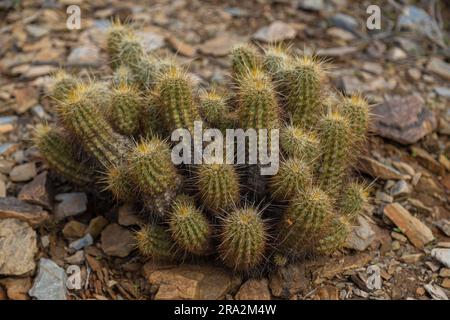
34 24 371 274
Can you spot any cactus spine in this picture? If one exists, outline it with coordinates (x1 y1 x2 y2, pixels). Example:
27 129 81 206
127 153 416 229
286 55 324 128
34 124 93 185
230 44 262 79
340 182 368 223
219 207 267 271
196 163 240 212
168 195 211 255
49 70 78 102
134 223 176 261
269 158 312 201
280 125 320 162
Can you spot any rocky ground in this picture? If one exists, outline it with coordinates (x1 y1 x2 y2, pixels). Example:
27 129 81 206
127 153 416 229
0 0 449 300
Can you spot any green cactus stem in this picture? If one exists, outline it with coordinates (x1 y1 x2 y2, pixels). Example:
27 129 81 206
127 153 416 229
280 125 320 163
230 44 262 79
134 223 176 261
269 158 312 201
109 82 141 136
339 182 368 223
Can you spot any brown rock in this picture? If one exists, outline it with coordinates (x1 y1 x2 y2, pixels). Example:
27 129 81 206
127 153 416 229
18 171 51 209
269 262 308 298
168 35 196 57
0 180 5 198
101 224 134 258
442 278 450 289
54 192 87 220
400 253 423 263
383 203 434 249
235 278 271 300
0 197 48 227
358 156 409 180
118 204 141 226
198 33 246 56
0 219 37 276
62 220 87 239
315 253 373 280
372 95 437 145
144 263 237 300
13 86 38 114
0 277 31 300
427 57 450 81
439 155 450 172
86 216 108 238
0 285 5 300
9 163 37 182
252 21 296 43
411 146 444 175
317 285 339 300
440 268 450 278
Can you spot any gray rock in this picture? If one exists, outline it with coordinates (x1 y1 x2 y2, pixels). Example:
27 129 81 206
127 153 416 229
101 224 134 258
29 258 67 300
427 58 450 81
25 24 49 38
434 87 450 98
432 248 450 268
345 216 375 251
136 31 165 52
375 191 393 203
54 192 87 220
424 283 448 300
18 171 52 209
252 21 296 43
67 46 100 66
0 218 37 275
65 251 85 265
69 234 93 251
330 13 358 32
297 0 323 11
434 220 450 237
0 197 49 227
391 180 411 198
372 95 437 145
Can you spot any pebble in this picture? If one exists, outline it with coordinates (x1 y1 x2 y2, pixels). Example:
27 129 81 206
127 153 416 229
0 196 49 227
0 180 5 197
427 57 450 81
330 13 358 32
9 163 37 182
358 156 409 180
62 220 87 239
235 278 271 300
434 220 450 237
54 192 87 220
86 216 108 238
411 146 443 175
198 33 245 56
29 258 67 300
18 171 52 209
345 216 375 251
407 68 421 81
0 218 37 276
0 277 31 300
391 231 408 243
297 0 324 11
0 159 14 174
252 21 297 43
118 204 141 226
137 31 165 52
424 283 448 300
387 47 407 61
432 249 450 268
434 87 450 98
69 234 94 251
376 191 393 203
392 161 415 176
400 253 423 264
439 268 450 278
0 115 17 134
101 224 134 257
65 251 85 265
67 46 100 66
390 180 412 198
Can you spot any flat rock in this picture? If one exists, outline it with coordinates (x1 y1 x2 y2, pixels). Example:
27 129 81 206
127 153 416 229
101 224 134 257
62 220 87 239
118 204 141 226
372 95 437 145
65 250 85 265
297 0 324 11
424 283 448 300
86 216 108 238
0 218 37 276
69 234 93 251
391 180 412 198
383 203 434 249
358 156 409 180
315 253 372 281
253 21 296 43
54 193 87 220
13 86 38 114
411 146 444 175
0 197 48 227
143 263 237 300
198 33 246 56
435 220 450 237
432 249 450 268
67 45 100 66
269 262 308 298
28 258 67 300
427 57 450 81
9 163 37 182
235 278 271 300
18 171 51 209
345 216 376 251
0 277 31 300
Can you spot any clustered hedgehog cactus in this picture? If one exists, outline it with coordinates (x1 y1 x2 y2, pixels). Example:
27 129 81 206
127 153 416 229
34 23 371 274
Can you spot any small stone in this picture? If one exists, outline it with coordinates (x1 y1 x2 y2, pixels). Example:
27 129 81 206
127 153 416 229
0 219 37 276
67 46 100 66
432 249 450 268
361 62 383 75
137 31 165 52
425 261 440 272
376 191 393 203
390 180 412 198
326 27 356 41
29 258 67 300
297 0 324 11
407 68 421 81
65 251 85 265
391 240 401 251
252 21 296 43
392 161 416 176
25 25 48 38
427 57 450 81
86 216 108 238
441 278 450 289
437 242 450 248
54 193 87 220
358 156 409 180
434 87 450 99
18 171 51 209
317 46 359 57
13 86 38 114
199 33 246 56
391 231 408 243
439 155 450 171
317 285 339 300
439 268 450 278
62 220 87 239
411 146 443 175
372 95 437 145
9 163 37 182
118 204 141 226
0 197 48 227
387 47 407 60
68 234 93 251
353 288 369 298
269 262 307 298
345 216 375 251
0 143 19 156
167 35 196 57
0 278 31 300
330 13 358 32
0 180 5 198
0 115 17 133
24 65 56 79
424 283 448 300
416 287 425 296
384 203 434 249
101 224 134 258
235 278 271 300
434 220 450 237
41 235 49 248
400 253 423 264
0 159 14 174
